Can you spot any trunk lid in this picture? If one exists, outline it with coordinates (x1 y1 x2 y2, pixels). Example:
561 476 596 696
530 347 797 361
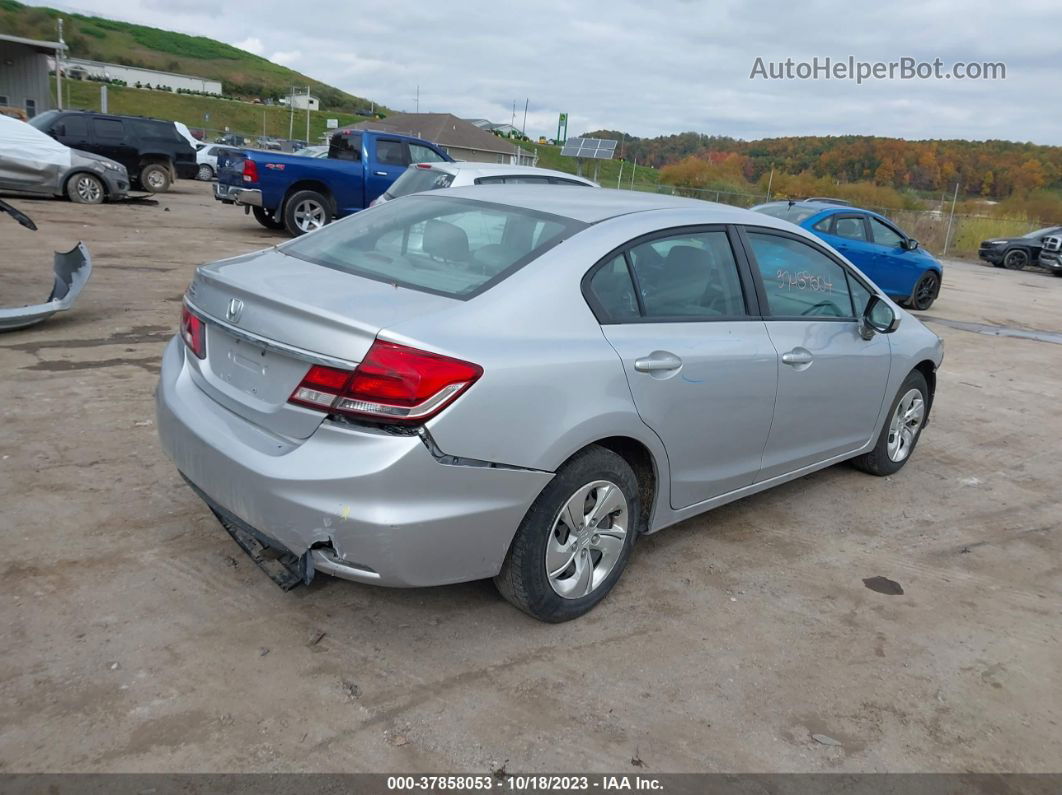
184 247 458 438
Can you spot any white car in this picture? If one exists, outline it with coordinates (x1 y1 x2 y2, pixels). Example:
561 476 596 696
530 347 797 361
370 162 597 206
194 144 234 181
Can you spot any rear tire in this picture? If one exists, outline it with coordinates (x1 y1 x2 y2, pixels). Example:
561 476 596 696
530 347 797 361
140 163 171 192
851 370 929 477
494 446 640 622
283 190 332 236
253 206 286 230
66 173 104 204
1003 248 1029 270
196 163 214 181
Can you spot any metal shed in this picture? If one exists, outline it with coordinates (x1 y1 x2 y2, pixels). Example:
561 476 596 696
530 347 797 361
0 33 63 119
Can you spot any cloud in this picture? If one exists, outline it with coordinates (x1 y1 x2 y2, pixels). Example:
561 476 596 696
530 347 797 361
233 37 264 56
22 0 1062 144
270 50 301 66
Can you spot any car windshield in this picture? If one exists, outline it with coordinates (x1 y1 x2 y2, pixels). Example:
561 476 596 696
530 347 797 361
385 167 456 199
281 195 584 298
751 202 824 224
1024 226 1061 238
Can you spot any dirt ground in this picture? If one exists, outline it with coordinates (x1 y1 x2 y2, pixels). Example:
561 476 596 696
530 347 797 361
0 182 1059 773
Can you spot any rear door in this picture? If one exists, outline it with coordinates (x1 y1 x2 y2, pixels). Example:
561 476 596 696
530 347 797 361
326 131 367 213
585 226 777 509
740 228 892 479
89 116 134 172
365 137 410 204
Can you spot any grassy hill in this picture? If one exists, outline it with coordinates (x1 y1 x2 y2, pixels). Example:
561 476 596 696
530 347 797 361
0 0 382 113
60 80 369 142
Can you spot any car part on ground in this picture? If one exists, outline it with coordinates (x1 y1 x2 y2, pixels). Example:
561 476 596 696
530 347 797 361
157 186 943 621
0 199 92 332
0 113 129 202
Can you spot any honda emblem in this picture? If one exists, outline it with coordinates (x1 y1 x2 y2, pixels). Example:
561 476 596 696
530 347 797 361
226 298 244 323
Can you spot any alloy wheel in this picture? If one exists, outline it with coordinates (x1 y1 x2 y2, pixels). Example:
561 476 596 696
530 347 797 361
545 480 629 599
886 389 925 462
912 273 938 310
75 175 102 203
294 200 327 232
197 164 213 181
1003 250 1028 270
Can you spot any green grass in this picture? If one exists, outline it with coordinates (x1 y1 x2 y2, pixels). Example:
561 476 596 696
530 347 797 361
0 0 382 113
60 80 368 141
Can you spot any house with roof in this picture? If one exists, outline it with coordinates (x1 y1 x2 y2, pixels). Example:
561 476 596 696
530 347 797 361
344 113 534 165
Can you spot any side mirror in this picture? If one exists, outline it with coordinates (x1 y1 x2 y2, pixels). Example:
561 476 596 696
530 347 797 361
859 295 900 339
902 238 919 251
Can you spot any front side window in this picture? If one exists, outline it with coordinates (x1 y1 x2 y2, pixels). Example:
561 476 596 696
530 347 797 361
833 215 868 241
408 143 446 163
627 231 747 319
376 139 408 166
746 231 855 318
93 118 124 139
282 196 583 299
869 217 904 247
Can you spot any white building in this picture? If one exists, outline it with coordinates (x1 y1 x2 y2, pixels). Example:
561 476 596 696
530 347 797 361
286 93 319 111
56 56 222 95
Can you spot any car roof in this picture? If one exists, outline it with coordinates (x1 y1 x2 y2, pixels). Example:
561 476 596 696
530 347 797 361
421 161 595 182
431 184 799 226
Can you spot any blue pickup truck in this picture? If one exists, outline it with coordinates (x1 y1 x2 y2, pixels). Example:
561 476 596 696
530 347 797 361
214 129 453 236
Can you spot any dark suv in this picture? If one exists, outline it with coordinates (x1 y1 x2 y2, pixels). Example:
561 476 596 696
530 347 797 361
29 111 196 192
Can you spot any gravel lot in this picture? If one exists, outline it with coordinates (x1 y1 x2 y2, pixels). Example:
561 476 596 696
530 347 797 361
1 182 1059 773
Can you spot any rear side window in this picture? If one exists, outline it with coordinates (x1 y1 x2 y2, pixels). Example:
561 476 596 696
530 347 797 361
550 177 589 186
386 168 454 199
282 195 584 299
61 115 89 137
833 215 868 240
586 256 640 322
408 143 446 163
329 133 362 161
93 118 124 139
376 139 408 166
746 231 855 318
628 232 746 319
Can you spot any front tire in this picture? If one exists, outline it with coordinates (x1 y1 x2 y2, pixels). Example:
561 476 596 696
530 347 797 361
140 163 171 192
909 270 940 311
283 190 332 236
1003 248 1029 270
67 173 104 204
253 206 286 230
495 446 640 622
851 370 929 477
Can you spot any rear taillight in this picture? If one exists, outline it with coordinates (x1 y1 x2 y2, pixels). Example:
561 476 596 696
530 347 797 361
289 340 482 424
242 159 258 183
180 304 206 359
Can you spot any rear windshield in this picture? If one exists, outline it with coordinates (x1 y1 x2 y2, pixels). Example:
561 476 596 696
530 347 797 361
282 195 584 299
386 167 455 199
751 202 824 224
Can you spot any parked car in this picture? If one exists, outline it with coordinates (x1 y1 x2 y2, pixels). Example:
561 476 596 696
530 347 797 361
978 225 1062 270
371 162 598 206
157 187 942 622
213 128 452 236
1037 234 1062 275
215 133 246 147
193 144 232 181
0 113 129 203
256 136 282 151
28 110 195 192
752 200 943 310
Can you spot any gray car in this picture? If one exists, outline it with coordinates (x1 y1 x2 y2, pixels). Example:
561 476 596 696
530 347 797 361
157 187 943 622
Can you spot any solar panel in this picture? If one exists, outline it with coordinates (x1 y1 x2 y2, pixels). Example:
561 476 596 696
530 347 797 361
560 137 618 160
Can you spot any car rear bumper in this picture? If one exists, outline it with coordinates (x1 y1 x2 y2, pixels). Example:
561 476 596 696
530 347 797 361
155 337 552 588
213 183 263 207
1038 251 1062 271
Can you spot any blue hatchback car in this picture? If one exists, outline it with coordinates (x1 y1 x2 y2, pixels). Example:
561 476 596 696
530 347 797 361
752 200 943 310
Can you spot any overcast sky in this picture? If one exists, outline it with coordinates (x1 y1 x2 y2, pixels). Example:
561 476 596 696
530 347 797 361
28 0 1062 145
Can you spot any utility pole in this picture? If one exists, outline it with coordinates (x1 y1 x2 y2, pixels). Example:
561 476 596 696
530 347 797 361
288 85 294 139
617 160 624 189
521 98 528 137
630 159 637 190
55 18 64 110
416 85 419 113
511 100 516 129
943 180 960 256
765 167 774 201
305 85 310 142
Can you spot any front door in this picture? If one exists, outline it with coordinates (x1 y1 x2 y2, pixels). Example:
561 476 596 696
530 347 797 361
585 228 777 509
741 228 893 479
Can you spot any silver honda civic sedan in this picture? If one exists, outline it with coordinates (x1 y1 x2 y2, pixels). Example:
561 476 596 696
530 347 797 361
157 186 942 622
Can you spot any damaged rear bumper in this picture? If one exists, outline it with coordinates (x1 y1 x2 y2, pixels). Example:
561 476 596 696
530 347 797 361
156 338 553 588
0 242 92 331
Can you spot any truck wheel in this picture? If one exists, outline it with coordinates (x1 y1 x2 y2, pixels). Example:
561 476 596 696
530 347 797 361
140 163 171 192
67 173 104 204
253 206 285 230
283 190 332 236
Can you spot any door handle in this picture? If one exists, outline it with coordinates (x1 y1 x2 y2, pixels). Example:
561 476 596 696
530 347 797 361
781 348 814 367
634 352 682 373
374 171 387 176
